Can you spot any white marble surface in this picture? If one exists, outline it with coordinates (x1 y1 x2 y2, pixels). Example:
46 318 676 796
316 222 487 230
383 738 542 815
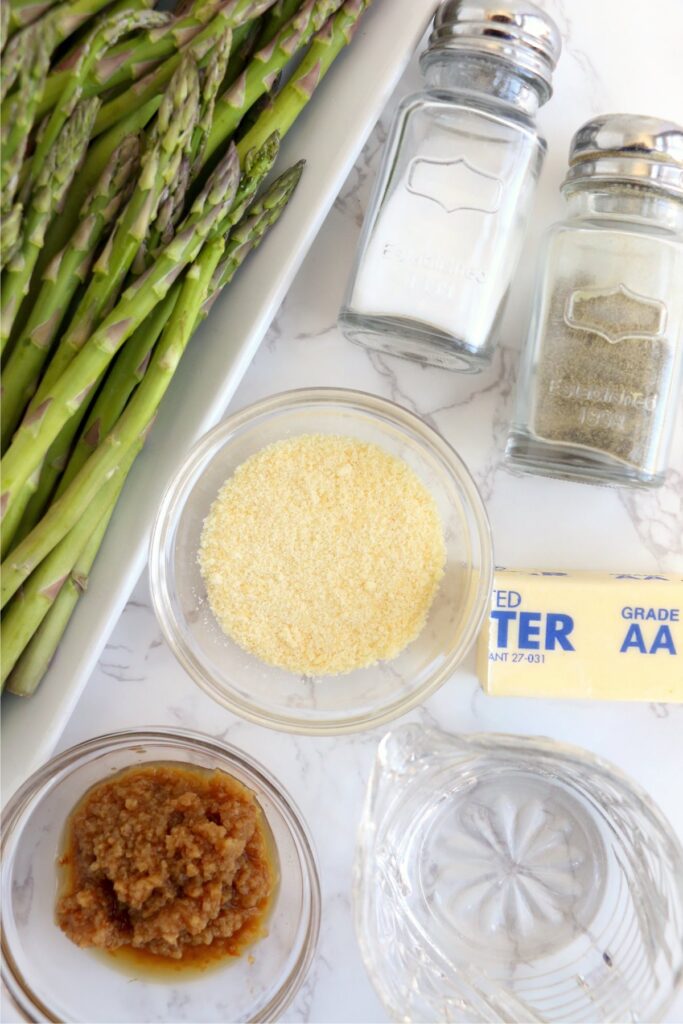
17 0 683 1020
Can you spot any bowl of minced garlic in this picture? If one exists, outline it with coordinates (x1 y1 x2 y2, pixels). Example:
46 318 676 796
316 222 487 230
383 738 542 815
0 729 320 1022
150 389 493 733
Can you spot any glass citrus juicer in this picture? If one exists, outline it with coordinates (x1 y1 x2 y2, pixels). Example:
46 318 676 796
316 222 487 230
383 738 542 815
354 725 683 1023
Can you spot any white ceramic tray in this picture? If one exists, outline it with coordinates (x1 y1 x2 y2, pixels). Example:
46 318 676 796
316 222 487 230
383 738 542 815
1 0 435 801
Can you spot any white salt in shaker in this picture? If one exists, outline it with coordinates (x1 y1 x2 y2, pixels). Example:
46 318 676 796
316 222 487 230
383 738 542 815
339 0 561 372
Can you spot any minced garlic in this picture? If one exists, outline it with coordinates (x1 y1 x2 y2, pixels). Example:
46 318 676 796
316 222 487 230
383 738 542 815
198 434 446 677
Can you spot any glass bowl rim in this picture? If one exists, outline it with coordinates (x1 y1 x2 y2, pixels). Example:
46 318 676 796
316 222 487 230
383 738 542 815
1 726 321 1024
148 386 494 735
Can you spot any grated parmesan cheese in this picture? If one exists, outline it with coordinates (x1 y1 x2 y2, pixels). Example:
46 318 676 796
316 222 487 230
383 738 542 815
198 434 445 677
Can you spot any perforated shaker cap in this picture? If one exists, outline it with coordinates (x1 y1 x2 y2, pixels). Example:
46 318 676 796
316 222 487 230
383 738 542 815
563 114 683 198
425 0 561 99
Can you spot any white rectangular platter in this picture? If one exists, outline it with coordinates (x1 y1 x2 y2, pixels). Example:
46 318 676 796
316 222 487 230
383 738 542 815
1 0 435 801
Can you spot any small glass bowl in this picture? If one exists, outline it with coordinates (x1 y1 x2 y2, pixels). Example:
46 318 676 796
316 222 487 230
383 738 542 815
1 728 320 1023
149 388 493 734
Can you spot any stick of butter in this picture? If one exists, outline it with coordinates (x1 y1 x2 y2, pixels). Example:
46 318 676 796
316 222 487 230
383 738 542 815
477 569 683 702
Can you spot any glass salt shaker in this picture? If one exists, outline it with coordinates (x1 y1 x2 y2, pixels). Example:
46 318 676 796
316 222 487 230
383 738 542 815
506 114 683 488
338 0 561 372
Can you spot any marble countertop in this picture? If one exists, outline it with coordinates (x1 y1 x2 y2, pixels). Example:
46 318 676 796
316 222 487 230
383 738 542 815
23 0 683 1020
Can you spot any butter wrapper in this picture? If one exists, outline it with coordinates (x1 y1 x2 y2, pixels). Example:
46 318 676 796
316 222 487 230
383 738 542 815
477 569 683 702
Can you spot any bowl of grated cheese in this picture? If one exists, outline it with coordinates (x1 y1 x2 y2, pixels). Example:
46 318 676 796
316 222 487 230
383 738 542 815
149 388 493 734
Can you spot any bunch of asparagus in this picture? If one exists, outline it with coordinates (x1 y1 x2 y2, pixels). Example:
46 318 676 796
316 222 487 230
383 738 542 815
1 0 372 696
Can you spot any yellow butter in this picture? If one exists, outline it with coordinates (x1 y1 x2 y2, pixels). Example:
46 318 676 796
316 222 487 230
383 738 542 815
477 569 683 702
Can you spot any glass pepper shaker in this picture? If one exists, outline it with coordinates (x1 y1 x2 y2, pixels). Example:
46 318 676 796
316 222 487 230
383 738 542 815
506 115 683 488
338 0 561 372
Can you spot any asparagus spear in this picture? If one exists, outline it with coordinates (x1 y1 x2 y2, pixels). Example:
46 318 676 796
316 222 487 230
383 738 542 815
234 82 278 139
0 21 55 267
3 0 116 87
57 290 181 492
1 20 54 215
209 158 303 300
50 0 123 44
93 0 277 136
19 8 168 203
11 297 159 548
19 11 178 285
85 97 163 183
222 18 260 87
7 0 60 33
237 0 371 161
1 0 10 47
36 0 225 116
192 25 235 171
31 58 199 401
254 0 303 46
135 25 233 271
1 444 140 687
205 0 343 163
1 136 141 449
50 0 157 66
5 493 117 696
0 9 56 100
0 98 99 355
27 95 164 288
0 201 23 269
0 143 241 551
11 432 73 551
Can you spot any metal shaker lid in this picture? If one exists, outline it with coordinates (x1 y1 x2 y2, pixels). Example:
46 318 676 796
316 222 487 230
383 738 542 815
563 114 683 197
426 0 561 98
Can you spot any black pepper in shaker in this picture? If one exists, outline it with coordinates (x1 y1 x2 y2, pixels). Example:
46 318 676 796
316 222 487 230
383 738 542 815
506 114 683 488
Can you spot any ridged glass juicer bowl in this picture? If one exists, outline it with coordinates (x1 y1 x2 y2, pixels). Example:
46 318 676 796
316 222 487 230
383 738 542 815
1 729 320 1023
354 725 683 1024
149 388 493 734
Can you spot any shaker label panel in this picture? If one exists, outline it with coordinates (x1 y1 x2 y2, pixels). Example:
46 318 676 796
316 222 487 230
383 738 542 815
565 284 667 344
406 156 503 215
